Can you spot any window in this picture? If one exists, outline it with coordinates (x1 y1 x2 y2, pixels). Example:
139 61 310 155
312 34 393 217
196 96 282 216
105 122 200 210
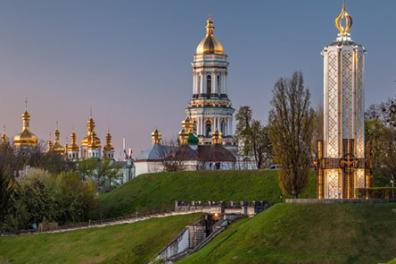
217 75 221 94
205 120 212 137
206 75 212 96
221 120 226 135
197 75 201 94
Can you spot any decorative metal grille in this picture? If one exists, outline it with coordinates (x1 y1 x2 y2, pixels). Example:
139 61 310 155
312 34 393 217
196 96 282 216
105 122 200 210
356 169 365 188
327 51 339 158
342 50 353 139
356 51 365 158
326 169 340 198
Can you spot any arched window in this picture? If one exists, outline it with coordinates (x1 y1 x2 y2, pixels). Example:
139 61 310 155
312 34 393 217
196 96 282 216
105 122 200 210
205 120 212 137
217 75 221 94
220 120 226 135
197 75 201 94
206 75 212 96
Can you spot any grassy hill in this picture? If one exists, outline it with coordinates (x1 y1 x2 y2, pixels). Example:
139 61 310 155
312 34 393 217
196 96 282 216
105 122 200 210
0 214 201 264
98 170 316 218
180 203 396 264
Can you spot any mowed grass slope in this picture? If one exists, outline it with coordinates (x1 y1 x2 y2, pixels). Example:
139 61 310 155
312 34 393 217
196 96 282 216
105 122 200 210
180 203 396 264
99 170 316 218
0 214 201 264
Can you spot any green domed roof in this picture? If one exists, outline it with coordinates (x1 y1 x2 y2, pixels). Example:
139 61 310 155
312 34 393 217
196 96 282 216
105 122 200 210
187 133 199 145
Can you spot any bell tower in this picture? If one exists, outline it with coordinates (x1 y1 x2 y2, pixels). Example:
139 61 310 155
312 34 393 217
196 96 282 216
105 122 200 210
186 18 235 145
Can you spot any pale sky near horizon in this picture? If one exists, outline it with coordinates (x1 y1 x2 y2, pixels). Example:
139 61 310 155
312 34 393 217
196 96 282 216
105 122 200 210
0 0 395 158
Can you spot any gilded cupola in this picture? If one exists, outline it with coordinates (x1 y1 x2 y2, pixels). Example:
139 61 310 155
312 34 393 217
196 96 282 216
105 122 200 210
52 124 65 155
196 18 225 55
67 131 79 152
103 130 114 153
179 117 198 145
81 116 101 149
211 129 222 145
13 104 39 149
151 129 162 145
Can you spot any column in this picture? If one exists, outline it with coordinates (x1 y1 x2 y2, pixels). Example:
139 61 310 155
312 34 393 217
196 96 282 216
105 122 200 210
212 117 217 132
193 74 197 94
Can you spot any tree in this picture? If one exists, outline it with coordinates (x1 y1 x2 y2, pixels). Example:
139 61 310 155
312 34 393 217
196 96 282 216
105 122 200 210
235 106 253 155
250 121 272 169
76 158 122 192
365 101 396 187
235 106 273 168
376 127 396 187
268 72 314 198
0 169 16 224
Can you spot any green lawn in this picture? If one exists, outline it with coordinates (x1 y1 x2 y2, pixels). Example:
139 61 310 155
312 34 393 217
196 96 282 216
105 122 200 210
180 203 396 264
0 214 201 264
98 170 316 218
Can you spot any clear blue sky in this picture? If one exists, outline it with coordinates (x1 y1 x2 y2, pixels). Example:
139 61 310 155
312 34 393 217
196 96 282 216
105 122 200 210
0 0 395 156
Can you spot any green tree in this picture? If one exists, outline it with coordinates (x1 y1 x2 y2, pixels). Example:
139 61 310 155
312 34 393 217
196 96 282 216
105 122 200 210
54 172 97 223
268 72 314 198
0 169 16 224
235 106 273 168
76 158 121 192
250 121 272 169
235 106 253 155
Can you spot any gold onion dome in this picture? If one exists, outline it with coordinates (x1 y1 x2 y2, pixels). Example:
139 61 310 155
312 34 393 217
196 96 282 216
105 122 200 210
151 129 162 145
178 128 188 145
182 117 194 134
67 131 79 152
104 130 114 152
81 117 101 149
52 127 65 155
13 110 38 147
196 18 224 55
211 129 222 145
335 2 353 37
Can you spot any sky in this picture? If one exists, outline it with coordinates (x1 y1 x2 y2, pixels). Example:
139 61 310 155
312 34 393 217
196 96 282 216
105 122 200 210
0 0 395 158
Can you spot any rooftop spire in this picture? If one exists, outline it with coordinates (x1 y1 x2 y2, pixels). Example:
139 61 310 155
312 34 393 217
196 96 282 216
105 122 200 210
206 17 214 36
335 0 353 40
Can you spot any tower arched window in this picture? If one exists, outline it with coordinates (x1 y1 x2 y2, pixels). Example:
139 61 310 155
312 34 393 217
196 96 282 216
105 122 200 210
197 75 201 94
205 120 212 137
217 75 221 94
220 119 226 135
206 75 212 97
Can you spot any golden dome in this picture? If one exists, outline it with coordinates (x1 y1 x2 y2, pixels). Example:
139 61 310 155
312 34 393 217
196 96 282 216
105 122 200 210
81 116 101 149
211 129 222 145
335 2 353 36
13 110 38 147
52 128 65 155
196 18 224 55
103 131 114 153
67 131 79 152
181 117 194 134
151 129 162 145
